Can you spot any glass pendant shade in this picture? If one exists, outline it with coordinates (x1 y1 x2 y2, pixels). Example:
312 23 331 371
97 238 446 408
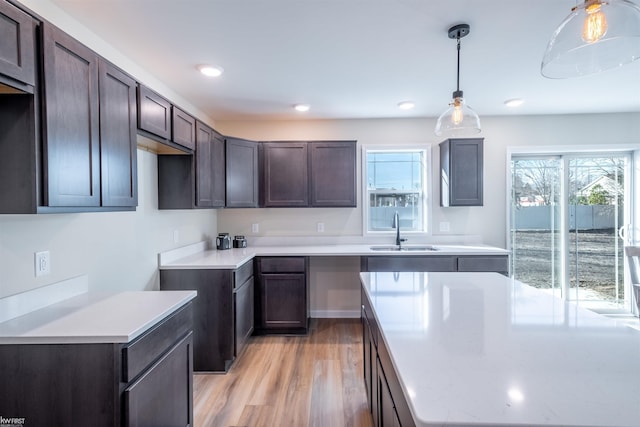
541 0 640 78
435 94 481 137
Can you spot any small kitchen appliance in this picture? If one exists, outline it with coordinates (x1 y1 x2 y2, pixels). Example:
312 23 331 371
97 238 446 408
216 233 231 250
233 235 247 248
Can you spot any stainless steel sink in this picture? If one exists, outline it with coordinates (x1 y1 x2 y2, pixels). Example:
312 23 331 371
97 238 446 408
369 245 438 252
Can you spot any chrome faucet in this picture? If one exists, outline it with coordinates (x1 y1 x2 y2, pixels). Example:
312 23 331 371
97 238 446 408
393 211 406 248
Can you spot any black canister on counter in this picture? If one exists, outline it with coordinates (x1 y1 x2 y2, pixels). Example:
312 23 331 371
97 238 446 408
233 235 247 248
216 233 231 250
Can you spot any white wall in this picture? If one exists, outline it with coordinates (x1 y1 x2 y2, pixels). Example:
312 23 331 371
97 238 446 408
216 113 640 249
0 149 217 298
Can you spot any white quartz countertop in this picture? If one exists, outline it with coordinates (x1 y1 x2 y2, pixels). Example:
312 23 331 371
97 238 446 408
0 290 196 344
360 272 640 427
159 242 509 270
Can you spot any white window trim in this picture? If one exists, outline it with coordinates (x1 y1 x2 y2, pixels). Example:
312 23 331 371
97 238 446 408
361 144 432 237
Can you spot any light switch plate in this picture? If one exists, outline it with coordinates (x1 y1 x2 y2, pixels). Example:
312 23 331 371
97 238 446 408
252 223 259 233
439 222 450 232
317 222 325 233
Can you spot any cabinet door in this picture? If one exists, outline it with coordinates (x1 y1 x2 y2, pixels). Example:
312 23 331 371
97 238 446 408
211 131 226 207
378 359 401 427
262 142 308 207
226 137 259 208
195 121 213 207
124 332 193 427
0 1 35 89
362 314 374 414
42 24 100 207
195 122 225 207
258 273 307 329
234 277 254 358
440 138 483 206
172 106 196 150
98 60 137 207
309 141 357 207
137 84 171 140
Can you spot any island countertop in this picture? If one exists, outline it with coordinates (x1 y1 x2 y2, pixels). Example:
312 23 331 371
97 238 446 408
360 271 640 427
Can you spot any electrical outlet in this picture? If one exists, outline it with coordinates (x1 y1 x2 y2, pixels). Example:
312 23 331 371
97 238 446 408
173 229 179 244
439 222 450 232
252 223 259 233
317 222 325 233
34 251 51 277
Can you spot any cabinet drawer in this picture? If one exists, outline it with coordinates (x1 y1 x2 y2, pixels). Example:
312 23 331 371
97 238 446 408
122 303 192 382
259 257 306 273
457 256 508 273
364 256 456 272
234 260 254 288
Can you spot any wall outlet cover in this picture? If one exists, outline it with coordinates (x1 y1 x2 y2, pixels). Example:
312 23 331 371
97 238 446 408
34 251 51 277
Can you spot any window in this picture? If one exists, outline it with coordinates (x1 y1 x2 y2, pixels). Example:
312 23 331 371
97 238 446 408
363 146 429 234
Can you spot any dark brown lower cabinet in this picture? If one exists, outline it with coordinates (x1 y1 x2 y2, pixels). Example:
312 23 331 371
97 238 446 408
124 332 193 426
0 303 193 427
361 254 509 276
159 260 254 372
362 288 415 427
378 358 401 427
254 256 309 334
234 275 254 358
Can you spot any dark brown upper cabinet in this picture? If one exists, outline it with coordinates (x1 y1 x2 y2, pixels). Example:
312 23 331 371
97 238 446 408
42 23 101 208
0 1 36 92
260 140 357 208
261 142 309 207
137 84 171 140
0 22 138 213
158 121 225 209
440 138 484 207
195 122 225 208
98 60 138 207
309 141 357 207
225 137 259 208
172 106 196 151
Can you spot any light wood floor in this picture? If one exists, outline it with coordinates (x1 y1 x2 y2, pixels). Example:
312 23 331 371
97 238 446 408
193 318 374 427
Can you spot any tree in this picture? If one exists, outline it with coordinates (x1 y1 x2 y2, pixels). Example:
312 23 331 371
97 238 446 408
588 184 610 205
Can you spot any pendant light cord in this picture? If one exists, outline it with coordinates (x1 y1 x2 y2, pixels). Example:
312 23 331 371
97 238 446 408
456 36 461 93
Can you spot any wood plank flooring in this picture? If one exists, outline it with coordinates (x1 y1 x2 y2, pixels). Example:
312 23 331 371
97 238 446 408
194 318 374 427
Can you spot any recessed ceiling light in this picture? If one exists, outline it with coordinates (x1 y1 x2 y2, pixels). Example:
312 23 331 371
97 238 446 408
504 98 524 107
294 104 310 112
397 101 415 110
198 65 224 77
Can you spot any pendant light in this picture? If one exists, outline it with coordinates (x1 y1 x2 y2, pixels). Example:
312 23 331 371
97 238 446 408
435 24 481 137
541 0 640 78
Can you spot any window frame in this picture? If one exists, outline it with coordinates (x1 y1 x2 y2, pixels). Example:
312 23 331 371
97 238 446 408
361 144 432 237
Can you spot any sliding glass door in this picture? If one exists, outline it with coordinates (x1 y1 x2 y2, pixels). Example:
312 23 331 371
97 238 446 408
511 152 632 313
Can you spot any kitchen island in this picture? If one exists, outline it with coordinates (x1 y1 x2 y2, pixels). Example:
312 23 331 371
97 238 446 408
360 271 640 427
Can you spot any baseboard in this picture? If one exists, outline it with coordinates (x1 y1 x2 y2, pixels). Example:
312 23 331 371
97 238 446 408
310 309 360 319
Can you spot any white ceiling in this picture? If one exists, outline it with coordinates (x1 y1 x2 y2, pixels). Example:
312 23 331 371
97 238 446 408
51 0 640 121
